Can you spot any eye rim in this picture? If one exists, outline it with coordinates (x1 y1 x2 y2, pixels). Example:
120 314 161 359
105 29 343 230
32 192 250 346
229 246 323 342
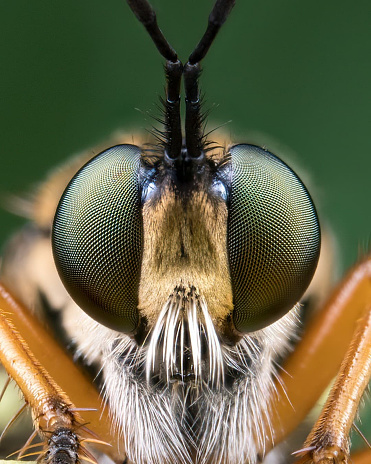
52 144 144 334
226 143 321 334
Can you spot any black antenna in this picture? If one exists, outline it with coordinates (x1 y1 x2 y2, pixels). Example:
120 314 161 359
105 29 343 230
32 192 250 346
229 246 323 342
126 0 235 169
185 0 235 160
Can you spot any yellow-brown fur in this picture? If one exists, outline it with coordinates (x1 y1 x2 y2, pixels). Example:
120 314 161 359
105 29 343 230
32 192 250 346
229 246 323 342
139 182 233 333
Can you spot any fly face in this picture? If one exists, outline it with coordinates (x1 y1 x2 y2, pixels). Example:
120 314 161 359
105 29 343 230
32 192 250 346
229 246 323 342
1 2 370 464
47 2 320 462
49 139 319 463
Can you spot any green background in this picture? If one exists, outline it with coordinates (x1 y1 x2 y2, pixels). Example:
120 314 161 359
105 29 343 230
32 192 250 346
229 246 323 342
0 0 370 454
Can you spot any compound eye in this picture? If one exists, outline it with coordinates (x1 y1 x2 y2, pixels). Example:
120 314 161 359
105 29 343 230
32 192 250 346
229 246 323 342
52 145 143 333
228 144 320 333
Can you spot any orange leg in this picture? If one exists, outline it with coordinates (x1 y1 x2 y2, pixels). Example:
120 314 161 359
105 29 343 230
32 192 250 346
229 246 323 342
294 305 371 463
350 448 371 464
0 282 121 461
265 253 371 456
0 308 84 461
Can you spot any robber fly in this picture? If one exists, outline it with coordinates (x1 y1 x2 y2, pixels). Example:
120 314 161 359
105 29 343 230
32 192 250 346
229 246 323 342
0 1 370 464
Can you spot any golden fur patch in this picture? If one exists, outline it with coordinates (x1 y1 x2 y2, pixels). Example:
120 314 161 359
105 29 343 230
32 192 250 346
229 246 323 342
138 181 233 333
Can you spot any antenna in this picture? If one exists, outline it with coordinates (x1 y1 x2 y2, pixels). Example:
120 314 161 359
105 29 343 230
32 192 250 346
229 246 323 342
126 0 235 172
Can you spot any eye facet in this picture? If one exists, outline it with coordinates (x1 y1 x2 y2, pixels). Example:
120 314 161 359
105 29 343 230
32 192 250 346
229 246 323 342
52 144 143 333
227 144 320 333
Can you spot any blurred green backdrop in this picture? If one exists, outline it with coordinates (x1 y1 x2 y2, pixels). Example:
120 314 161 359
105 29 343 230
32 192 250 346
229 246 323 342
0 0 370 454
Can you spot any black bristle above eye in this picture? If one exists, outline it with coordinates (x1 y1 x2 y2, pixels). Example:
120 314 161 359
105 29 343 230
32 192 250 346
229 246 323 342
149 92 211 154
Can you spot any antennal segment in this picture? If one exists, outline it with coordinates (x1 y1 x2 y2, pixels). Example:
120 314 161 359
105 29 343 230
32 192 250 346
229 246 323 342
185 0 235 159
126 0 177 62
188 0 236 65
126 0 183 159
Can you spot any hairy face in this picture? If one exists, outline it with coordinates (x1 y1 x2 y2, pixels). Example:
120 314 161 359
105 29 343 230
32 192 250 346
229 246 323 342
69 296 297 464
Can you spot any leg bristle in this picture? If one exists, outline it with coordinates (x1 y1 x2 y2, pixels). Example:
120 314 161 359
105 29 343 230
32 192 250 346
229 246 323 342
0 402 28 442
0 376 11 403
